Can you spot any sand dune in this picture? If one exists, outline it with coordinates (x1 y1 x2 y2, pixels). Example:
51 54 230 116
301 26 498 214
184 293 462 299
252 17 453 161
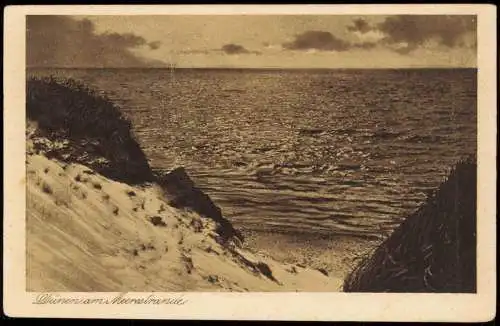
25 78 343 292
26 140 343 292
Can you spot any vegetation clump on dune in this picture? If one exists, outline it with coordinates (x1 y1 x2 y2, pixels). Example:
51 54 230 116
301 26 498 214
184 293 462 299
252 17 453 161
27 76 242 245
27 76 154 184
343 157 477 293
157 167 244 244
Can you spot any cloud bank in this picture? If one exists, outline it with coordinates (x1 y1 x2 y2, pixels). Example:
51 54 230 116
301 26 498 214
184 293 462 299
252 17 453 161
27 15 165 67
281 30 378 52
346 15 476 54
282 16 476 55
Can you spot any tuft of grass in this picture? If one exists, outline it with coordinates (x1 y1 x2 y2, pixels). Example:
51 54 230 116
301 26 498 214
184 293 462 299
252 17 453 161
126 190 136 197
181 254 194 274
149 216 167 227
92 182 102 190
112 207 119 215
102 194 110 201
74 174 82 182
41 182 53 194
190 218 203 233
43 167 50 174
139 243 155 251
255 262 278 283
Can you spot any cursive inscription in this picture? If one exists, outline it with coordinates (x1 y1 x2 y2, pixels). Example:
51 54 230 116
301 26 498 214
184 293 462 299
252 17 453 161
33 292 188 305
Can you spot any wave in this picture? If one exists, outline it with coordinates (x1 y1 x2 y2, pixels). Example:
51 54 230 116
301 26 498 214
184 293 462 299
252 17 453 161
398 134 445 143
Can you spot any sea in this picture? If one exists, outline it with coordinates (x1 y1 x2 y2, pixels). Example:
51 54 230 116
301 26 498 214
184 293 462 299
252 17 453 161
27 68 477 263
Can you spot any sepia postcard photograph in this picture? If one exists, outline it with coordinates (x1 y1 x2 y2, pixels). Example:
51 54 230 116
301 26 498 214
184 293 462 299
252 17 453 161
3 4 497 321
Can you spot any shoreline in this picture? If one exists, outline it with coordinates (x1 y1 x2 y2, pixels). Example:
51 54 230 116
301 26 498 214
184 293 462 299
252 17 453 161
242 229 381 281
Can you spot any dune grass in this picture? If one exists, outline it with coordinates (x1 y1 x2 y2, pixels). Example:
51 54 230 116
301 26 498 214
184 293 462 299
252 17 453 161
343 156 477 293
27 77 131 139
27 76 154 184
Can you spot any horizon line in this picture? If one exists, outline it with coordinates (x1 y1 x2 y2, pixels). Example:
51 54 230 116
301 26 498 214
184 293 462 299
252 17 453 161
27 66 478 70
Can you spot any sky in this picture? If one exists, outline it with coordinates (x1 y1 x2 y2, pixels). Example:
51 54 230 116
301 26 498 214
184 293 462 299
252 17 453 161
26 15 477 69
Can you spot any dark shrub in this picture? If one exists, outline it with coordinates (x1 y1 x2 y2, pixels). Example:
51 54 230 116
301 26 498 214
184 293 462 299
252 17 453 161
343 157 477 293
27 77 154 184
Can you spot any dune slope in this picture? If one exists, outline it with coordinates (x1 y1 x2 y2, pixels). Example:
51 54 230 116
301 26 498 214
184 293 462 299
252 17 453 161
26 143 343 292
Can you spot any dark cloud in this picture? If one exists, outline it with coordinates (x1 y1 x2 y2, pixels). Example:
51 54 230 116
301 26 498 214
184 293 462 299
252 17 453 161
148 41 161 50
26 15 164 68
346 18 372 34
221 43 261 55
346 15 476 54
378 15 476 53
283 16 476 55
283 31 351 52
100 32 147 48
222 43 248 54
